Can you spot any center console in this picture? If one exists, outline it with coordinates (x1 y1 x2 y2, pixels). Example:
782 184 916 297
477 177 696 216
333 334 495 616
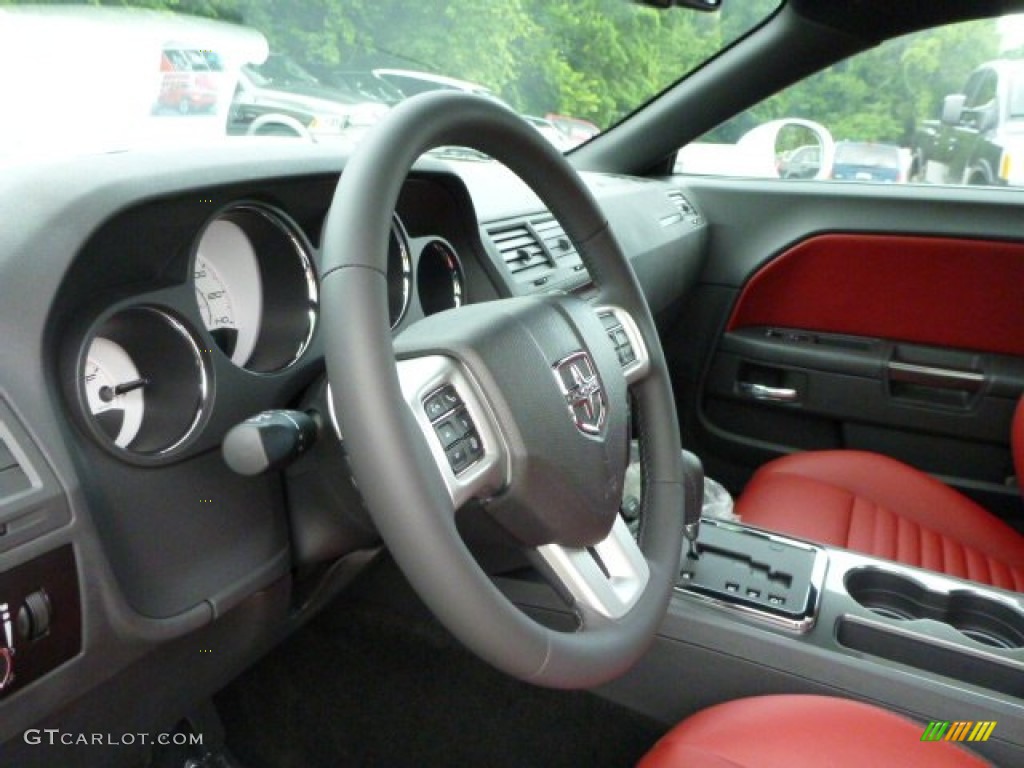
597 517 1024 766
676 519 1024 694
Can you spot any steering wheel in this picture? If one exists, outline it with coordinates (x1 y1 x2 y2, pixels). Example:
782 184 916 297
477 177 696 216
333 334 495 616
321 91 684 689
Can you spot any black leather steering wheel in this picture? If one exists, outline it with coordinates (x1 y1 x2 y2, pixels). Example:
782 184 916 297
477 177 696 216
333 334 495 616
321 91 684 688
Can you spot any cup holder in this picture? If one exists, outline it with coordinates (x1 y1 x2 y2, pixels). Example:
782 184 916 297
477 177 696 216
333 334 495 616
845 568 1024 649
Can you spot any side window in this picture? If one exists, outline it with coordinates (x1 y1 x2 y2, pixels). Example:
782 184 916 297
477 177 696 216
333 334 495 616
966 71 997 110
677 15 1024 188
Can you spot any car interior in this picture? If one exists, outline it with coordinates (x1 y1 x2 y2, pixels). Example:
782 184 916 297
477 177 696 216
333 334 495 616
0 1 1023 766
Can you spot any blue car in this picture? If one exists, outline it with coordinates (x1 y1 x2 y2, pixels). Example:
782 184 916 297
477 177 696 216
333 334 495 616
831 140 904 181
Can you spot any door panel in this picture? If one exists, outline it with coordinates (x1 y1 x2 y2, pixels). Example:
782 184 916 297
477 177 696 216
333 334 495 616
726 234 1024 357
663 179 1024 524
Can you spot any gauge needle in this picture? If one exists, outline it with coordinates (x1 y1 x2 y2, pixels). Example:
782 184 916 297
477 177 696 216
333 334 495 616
98 377 149 403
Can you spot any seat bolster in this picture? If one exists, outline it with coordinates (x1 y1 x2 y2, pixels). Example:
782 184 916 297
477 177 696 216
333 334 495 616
736 451 1024 569
637 695 990 768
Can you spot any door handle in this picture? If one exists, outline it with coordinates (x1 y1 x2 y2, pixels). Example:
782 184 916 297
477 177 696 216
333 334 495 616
739 382 799 402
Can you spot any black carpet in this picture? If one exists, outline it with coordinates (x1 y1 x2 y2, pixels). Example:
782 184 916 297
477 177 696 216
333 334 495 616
214 599 664 767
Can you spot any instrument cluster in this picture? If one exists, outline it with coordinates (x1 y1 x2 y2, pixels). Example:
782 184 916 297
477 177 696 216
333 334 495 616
71 199 467 462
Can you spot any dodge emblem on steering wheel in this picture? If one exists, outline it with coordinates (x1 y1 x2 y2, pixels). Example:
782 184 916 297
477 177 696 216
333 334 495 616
553 351 606 435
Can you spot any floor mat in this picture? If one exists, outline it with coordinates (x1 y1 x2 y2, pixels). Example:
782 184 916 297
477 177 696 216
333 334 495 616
214 599 663 767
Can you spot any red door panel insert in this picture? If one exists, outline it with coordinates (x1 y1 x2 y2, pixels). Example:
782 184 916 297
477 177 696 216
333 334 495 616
727 234 1024 356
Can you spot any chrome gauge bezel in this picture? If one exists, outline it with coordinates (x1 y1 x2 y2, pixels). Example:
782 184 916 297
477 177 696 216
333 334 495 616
417 238 465 317
191 202 319 373
78 306 210 462
387 214 413 329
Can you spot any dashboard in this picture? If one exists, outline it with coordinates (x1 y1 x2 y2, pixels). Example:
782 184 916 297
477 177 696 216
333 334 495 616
0 141 705 755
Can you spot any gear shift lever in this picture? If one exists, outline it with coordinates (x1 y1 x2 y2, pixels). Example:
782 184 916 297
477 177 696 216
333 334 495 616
681 450 704 560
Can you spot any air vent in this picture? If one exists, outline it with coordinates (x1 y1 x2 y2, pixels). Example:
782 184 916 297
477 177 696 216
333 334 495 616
488 223 551 279
532 217 578 261
667 190 695 216
664 189 702 228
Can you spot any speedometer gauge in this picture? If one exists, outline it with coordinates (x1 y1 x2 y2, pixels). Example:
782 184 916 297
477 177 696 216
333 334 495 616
192 204 317 372
83 337 145 448
193 220 263 367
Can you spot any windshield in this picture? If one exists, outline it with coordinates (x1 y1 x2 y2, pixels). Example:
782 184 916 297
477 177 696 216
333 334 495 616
0 0 779 158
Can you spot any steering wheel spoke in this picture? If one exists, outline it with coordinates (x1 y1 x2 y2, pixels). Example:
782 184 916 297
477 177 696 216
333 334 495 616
395 354 508 509
536 516 651 621
595 306 651 385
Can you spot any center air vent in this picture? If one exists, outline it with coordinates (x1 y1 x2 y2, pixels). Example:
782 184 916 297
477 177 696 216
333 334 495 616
665 190 702 227
488 222 551 281
532 217 578 262
666 190 694 215
486 214 589 291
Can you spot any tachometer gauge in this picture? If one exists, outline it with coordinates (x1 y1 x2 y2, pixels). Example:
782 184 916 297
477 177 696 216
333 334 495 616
83 337 145 448
78 307 208 460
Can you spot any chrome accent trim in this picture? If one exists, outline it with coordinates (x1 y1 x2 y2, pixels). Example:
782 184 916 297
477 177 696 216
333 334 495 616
674 520 828 634
837 560 1024 614
739 382 799 402
326 382 342 442
159 310 210 455
417 239 465 316
537 516 650 620
388 214 413 328
887 361 985 391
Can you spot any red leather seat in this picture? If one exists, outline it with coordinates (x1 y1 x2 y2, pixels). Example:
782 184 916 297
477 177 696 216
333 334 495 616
734 398 1024 590
638 695 989 767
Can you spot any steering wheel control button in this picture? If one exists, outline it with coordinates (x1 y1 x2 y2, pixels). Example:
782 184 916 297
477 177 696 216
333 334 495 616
595 307 650 384
445 441 472 474
423 385 462 421
421 385 482 475
453 410 474 434
464 432 483 459
600 313 638 368
435 418 462 447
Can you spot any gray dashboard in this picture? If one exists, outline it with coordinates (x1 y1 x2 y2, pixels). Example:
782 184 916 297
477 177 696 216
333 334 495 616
0 141 706 757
